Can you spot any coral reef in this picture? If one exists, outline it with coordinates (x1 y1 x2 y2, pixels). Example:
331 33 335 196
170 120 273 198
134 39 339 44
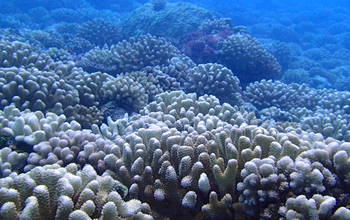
301 109 350 142
0 66 79 112
0 163 151 219
198 18 234 35
121 2 217 45
178 18 235 64
178 30 232 64
0 105 81 146
184 63 243 106
178 31 219 64
0 41 53 70
77 18 121 47
262 40 294 71
218 33 282 85
78 34 181 75
243 79 326 110
2 88 350 219
2 1 350 219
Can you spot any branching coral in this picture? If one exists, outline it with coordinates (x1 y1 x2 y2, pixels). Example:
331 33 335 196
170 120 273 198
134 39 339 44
0 63 106 129
0 66 79 112
0 41 53 70
184 63 243 106
0 147 27 177
101 71 163 113
142 55 195 89
78 34 182 75
243 80 325 110
0 163 151 219
218 33 282 85
0 39 168 128
121 2 216 44
94 91 350 219
78 18 121 47
2 90 350 219
2 12 350 219
0 105 81 146
301 109 350 142
198 18 234 35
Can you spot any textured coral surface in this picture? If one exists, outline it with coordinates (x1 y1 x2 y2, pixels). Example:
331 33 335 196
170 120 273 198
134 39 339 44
1 1 350 219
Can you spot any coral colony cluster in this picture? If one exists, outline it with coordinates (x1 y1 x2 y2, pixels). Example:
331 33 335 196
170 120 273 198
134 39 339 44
1 0 350 219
